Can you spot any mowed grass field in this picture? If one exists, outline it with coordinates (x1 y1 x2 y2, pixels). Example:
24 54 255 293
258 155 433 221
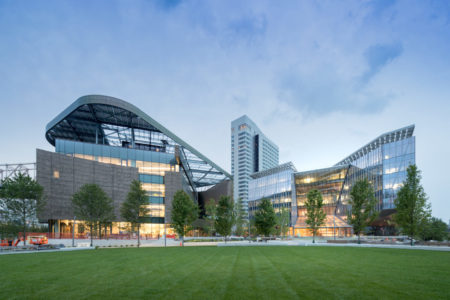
1 246 449 299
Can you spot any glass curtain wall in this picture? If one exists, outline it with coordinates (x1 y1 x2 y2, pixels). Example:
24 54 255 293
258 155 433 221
248 169 293 221
294 166 352 237
381 136 415 209
339 136 415 210
341 146 384 210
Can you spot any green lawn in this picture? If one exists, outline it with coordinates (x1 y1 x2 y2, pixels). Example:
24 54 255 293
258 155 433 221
1 246 449 299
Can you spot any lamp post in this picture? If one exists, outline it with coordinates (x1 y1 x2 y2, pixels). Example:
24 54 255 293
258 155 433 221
248 209 251 243
72 216 76 247
333 212 336 240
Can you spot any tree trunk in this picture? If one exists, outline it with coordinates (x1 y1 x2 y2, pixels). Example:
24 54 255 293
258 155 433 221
182 236 184 247
358 234 361 244
22 205 27 246
90 224 93 247
313 232 315 243
137 225 140 248
23 218 27 246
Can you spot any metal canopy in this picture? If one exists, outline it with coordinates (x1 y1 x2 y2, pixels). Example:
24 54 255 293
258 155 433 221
294 164 349 177
250 161 297 179
45 95 231 190
335 125 415 166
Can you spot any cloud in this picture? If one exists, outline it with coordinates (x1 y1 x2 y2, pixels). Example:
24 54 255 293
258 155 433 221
153 0 183 11
226 14 267 44
361 43 403 84
365 0 397 19
275 41 403 117
187 10 268 47
276 63 390 117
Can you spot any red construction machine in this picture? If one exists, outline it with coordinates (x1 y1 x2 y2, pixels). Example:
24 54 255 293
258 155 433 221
0 239 21 247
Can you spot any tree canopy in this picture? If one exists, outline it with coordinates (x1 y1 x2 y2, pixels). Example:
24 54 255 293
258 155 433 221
420 217 448 242
234 198 247 237
347 179 378 244
72 183 115 247
204 198 217 236
215 195 234 240
121 180 150 247
171 190 198 245
394 165 430 246
254 198 276 237
275 206 291 238
0 172 44 245
305 189 326 243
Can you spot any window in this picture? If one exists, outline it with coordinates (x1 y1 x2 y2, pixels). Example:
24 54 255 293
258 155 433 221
53 170 60 179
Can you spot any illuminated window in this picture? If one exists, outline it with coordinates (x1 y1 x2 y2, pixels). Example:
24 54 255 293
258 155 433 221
53 170 60 179
239 124 248 131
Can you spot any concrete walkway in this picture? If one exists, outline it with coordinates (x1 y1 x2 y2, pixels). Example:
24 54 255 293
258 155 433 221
3 239 448 252
47 238 221 248
0 247 94 255
217 240 450 251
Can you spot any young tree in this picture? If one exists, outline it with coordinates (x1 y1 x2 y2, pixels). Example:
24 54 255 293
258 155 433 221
254 198 276 237
305 189 326 243
171 190 198 246
347 179 378 244
0 173 44 245
276 206 291 239
204 198 217 236
248 218 257 239
72 184 115 247
121 180 150 248
0 221 21 240
420 217 448 242
234 198 247 236
394 165 431 246
215 195 234 241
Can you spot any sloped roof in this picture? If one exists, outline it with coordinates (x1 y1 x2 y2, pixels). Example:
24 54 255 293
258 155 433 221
45 95 231 189
335 125 415 166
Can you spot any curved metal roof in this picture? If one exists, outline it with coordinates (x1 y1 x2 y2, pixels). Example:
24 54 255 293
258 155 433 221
45 95 231 188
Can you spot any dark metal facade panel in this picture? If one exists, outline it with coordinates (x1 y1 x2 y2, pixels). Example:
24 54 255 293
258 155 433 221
163 171 183 224
36 149 139 222
198 179 233 217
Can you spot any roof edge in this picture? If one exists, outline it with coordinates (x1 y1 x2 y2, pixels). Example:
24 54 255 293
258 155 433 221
45 95 231 178
334 124 415 166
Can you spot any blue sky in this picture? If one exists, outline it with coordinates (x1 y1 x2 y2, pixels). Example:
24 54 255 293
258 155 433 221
0 0 449 221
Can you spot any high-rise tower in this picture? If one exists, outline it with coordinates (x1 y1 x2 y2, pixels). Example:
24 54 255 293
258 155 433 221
231 115 279 212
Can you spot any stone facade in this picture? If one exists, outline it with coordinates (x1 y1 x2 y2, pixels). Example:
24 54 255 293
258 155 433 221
36 149 139 222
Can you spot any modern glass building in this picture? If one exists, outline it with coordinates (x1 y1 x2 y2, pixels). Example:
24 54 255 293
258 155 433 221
248 125 416 237
248 162 296 222
37 95 232 236
231 115 279 213
335 125 415 210
292 164 380 237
